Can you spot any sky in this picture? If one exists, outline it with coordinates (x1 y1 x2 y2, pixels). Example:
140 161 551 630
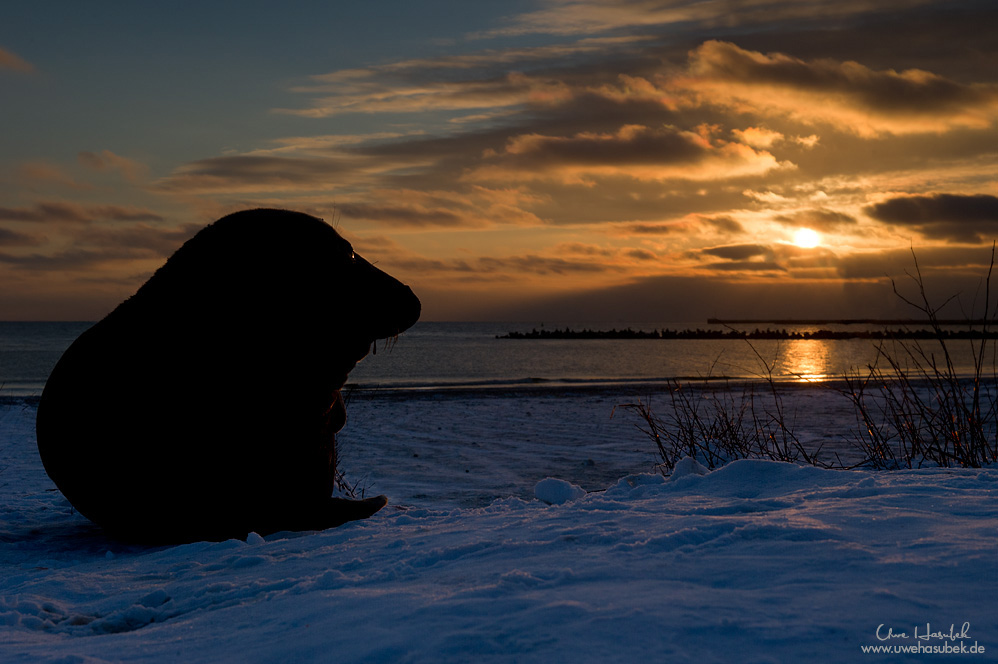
2 0 998 322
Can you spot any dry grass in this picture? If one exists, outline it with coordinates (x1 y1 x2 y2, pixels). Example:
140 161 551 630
615 352 842 473
619 247 998 474
842 247 998 469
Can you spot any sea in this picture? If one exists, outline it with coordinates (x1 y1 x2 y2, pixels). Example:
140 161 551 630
2 320 995 398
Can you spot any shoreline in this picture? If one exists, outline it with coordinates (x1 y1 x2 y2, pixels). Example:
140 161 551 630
498 326 998 340
8 372 997 404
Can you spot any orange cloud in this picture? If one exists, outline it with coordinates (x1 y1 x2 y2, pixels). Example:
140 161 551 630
16 161 89 190
683 41 998 136
279 72 545 118
0 47 34 73
338 185 545 229
77 150 148 182
466 124 792 183
0 202 164 224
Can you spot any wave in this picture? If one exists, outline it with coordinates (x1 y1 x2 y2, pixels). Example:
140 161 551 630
343 373 852 395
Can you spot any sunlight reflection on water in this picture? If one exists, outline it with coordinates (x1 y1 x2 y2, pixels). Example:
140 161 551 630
776 339 831 382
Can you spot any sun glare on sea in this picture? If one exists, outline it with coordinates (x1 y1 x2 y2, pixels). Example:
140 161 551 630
793 228 821 248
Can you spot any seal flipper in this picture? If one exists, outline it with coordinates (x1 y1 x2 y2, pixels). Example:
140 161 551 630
324 494 389 528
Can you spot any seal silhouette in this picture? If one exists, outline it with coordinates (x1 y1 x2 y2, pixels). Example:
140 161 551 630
36 209 420 543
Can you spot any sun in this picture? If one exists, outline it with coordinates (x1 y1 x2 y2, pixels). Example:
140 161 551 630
793 228 821 249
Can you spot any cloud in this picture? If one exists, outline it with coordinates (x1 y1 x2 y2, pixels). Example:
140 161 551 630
0 202 164 224
0 221 201 274
263 131 426 153
357 36 652 73
15 162 89 190
77 150 148 182
338 203 474 228
478 254 622 275
554 242 659 262
0 227 38 246
357 236 626 280
683 40 998 135
333 185 545 229
279 72 543 119
627 214 745 236
731 126 784 149
700 244 770 261
864 193 998 243
0 248 148 271
467 124 791 183
0 47 34 73
74 223 202 255
155 155 363 194
835 245 997 287
706 260 786 272
775 208 858 231
702 215 744 234
690 242 833 273
626 248 658 260
280 36 654 119
556 242 617 258
478 0 930 37
617 223 677 235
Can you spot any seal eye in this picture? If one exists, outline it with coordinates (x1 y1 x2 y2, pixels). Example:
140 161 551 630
350 251 357 263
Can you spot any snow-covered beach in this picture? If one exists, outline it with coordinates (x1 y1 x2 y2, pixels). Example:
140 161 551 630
2 387 996 663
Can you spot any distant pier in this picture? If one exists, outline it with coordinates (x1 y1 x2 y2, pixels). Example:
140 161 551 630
499 323 998 341
707 318 998 326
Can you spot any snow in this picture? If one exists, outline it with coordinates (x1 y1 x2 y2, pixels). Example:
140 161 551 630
2 390 997 663
533 478 587 504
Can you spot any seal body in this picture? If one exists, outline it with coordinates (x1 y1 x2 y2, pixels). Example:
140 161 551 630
36 209 420 543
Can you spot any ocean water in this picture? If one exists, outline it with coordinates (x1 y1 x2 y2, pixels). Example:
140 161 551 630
2 320 995 397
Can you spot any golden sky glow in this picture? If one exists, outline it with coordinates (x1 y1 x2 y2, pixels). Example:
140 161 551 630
2 2 997 321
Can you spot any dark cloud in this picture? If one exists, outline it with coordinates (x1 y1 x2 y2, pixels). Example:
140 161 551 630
618 215 745 237
626 249 657 260
619 223 677 235
0 248 145 271
865 194 998 243
557 243 617 257
0 227 38 246
0 222 202 274
690 40 996 117
775 208 857 230
470 124 785 183
95 206 165 223
702 216 744 234
500 125 706 167
156 155 357 193
389 256 476 274
338 203 474 228
0 202 163 224
700 244 770 261
478 254 621 275
727 2 998 82
0 203 91 223
74 223 202 255
835 245 995 279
